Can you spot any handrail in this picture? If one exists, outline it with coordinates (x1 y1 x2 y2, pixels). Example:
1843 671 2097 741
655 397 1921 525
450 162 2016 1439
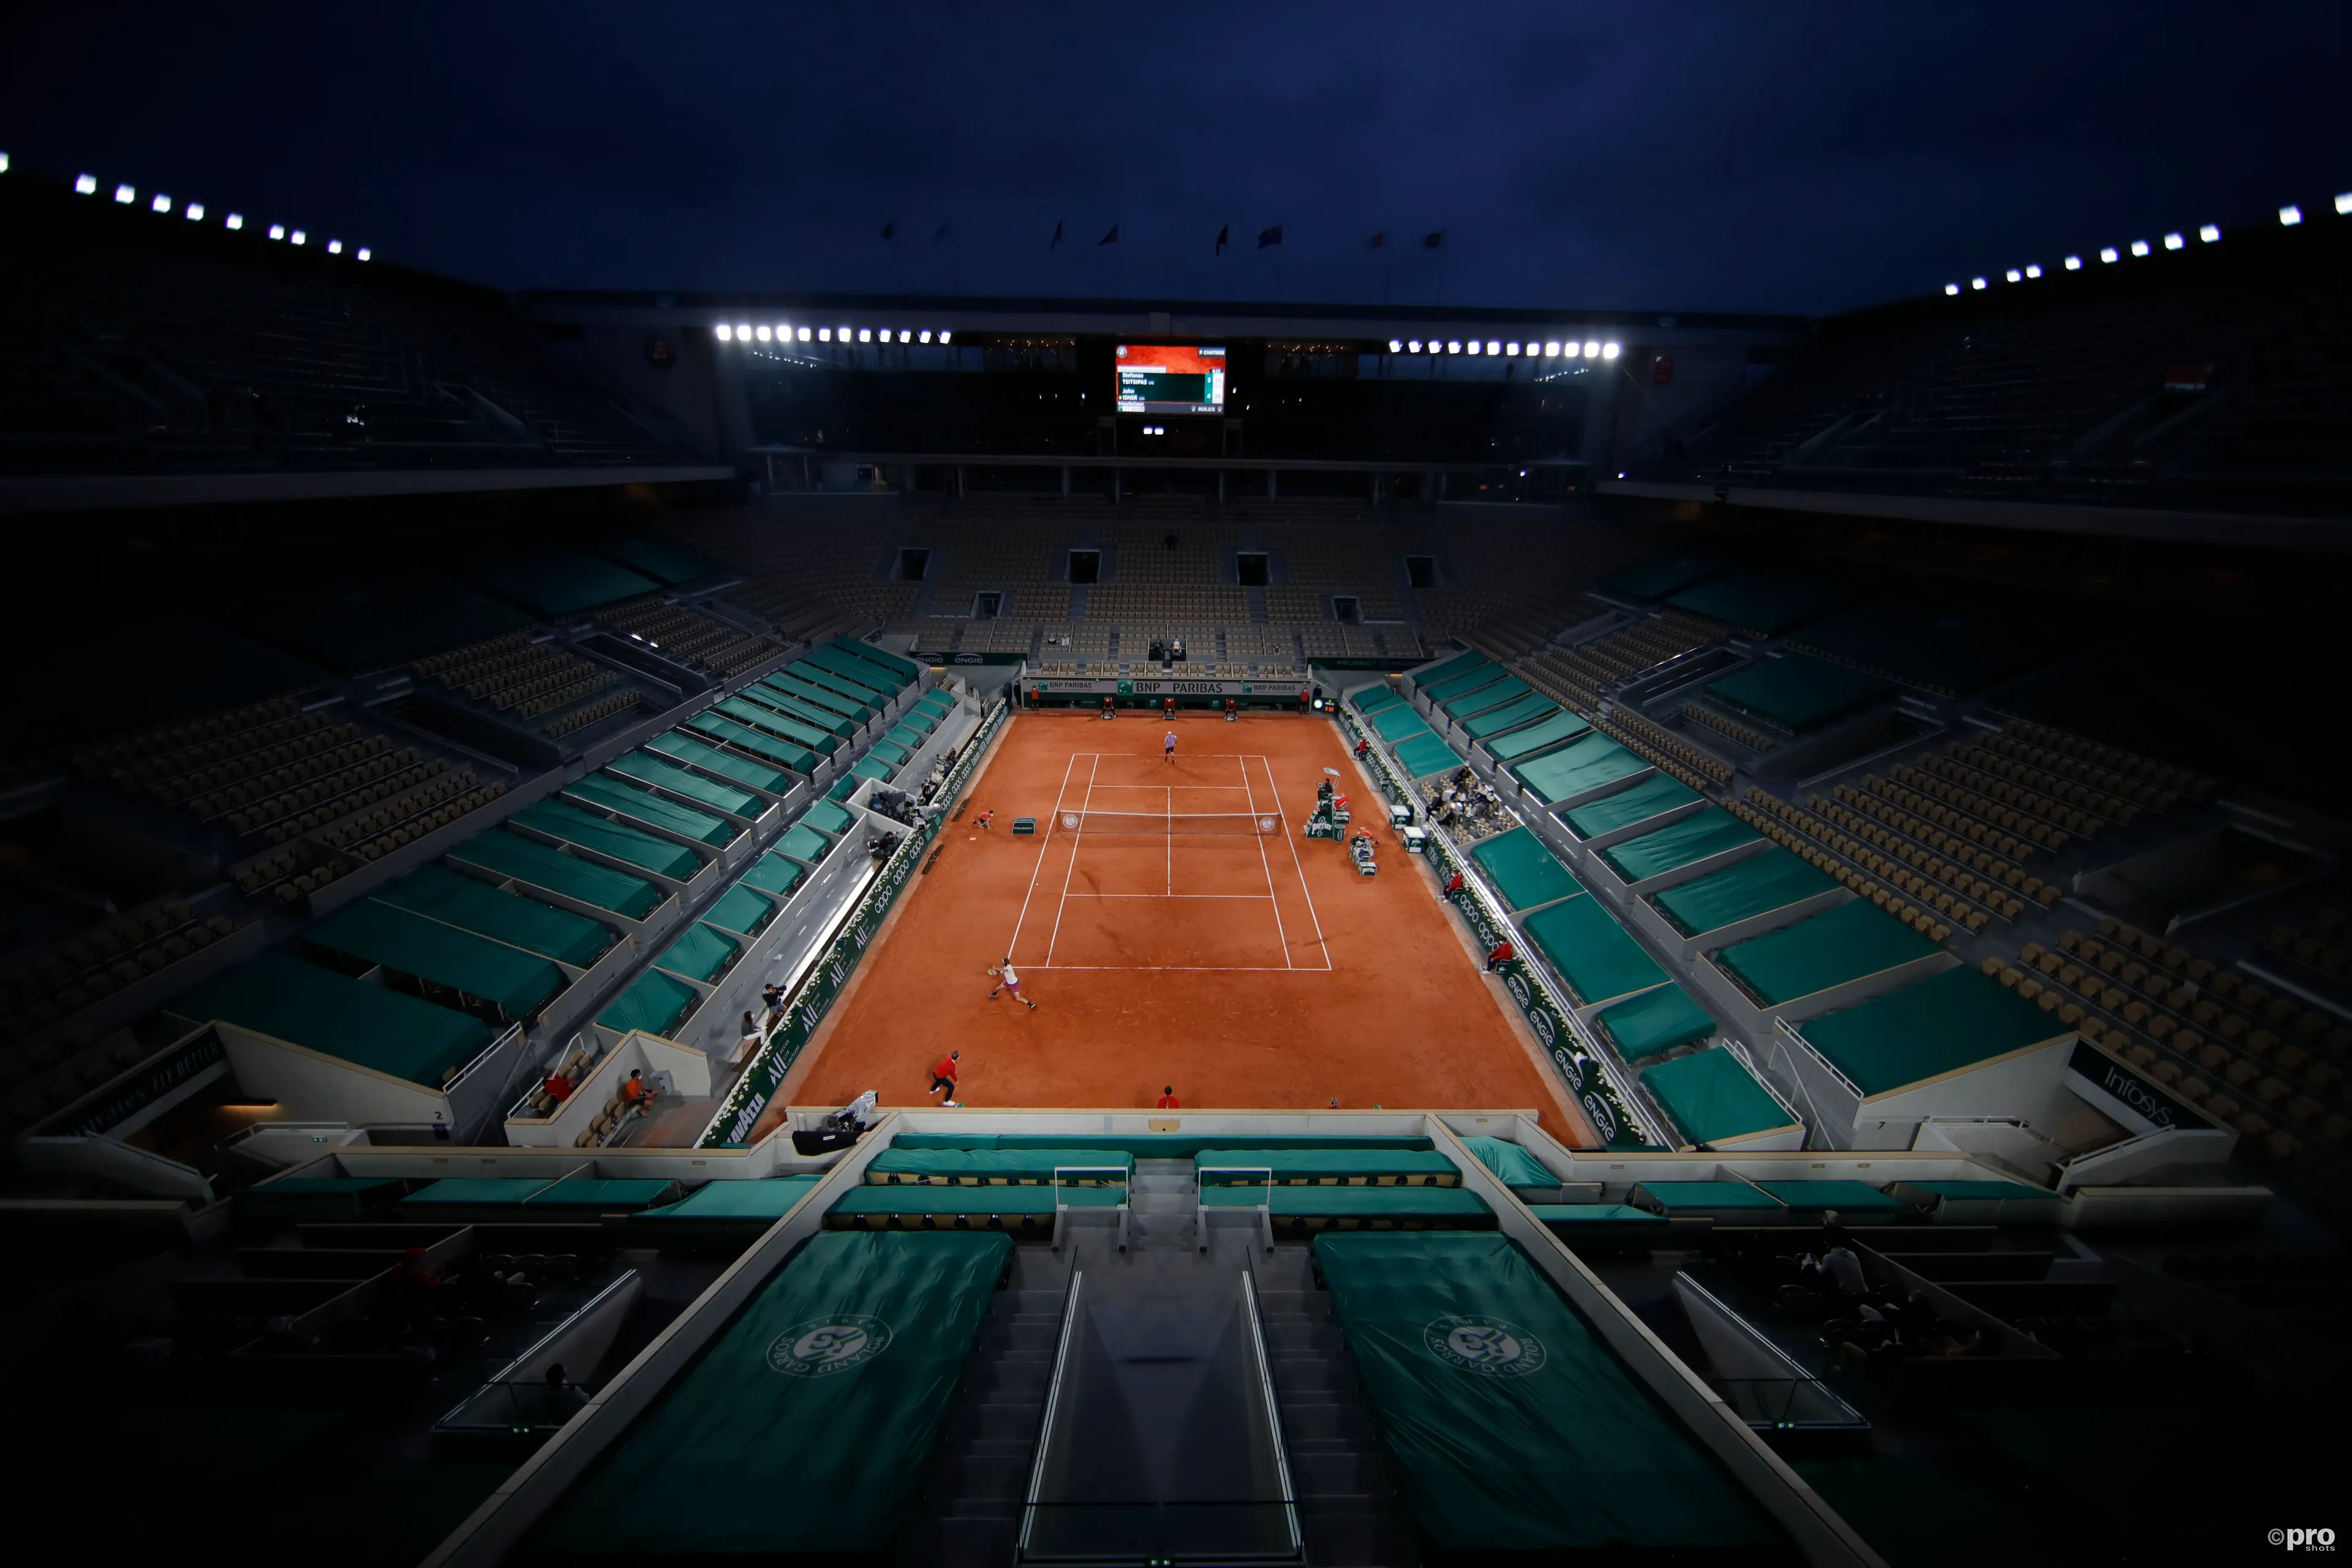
1050 1165 1130 1253
1017 1267 1087 1559
1238 1267 1304 1556
1197 1163 1275 1253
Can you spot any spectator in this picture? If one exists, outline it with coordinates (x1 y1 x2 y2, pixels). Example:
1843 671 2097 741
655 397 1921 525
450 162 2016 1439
1442 870 1465 900
1157 1085 1181 1109
620 1068 658 1112
1804 1243 1867 1298
542 1069 575 1104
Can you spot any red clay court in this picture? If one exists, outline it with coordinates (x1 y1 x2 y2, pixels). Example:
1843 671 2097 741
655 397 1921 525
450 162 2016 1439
769 710 1589 1138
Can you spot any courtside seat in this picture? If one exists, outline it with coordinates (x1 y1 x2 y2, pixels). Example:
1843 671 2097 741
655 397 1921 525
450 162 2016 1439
1627 1180 1790 1222
827 1184 1123 1234
1199 1184 1493 1234
1749 1178 1910 1221
864 1148 1133 1186
630 1175 822 1243
1194 1147 1462 1186
521 1178 684 1213
1527 1202 1673 1237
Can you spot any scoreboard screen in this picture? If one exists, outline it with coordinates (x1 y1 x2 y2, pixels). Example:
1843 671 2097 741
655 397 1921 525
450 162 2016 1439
1114 344 1226 415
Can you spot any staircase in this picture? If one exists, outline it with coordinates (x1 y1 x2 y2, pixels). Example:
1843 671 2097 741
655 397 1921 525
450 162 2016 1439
896 1245 1072 1567
1253 1246 1426 1567
1128 1156 1200 1250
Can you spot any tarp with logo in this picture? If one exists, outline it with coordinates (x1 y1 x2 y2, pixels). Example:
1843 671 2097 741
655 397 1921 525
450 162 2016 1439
539 1230 1010 1558
1312 1232 1784 1555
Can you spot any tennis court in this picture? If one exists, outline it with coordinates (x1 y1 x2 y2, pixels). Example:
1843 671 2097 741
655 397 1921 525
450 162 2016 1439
769 710 1588 1137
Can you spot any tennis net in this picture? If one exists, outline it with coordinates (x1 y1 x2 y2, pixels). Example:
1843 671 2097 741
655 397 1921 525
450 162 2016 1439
1058 810 1283 835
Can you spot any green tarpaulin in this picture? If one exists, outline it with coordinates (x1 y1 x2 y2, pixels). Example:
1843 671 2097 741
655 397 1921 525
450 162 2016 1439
540 1232 1009 1559
1458 1136 1555 1188
597 969 699 1037
1593 984 1717 1062
1640 1050 1799 1146
1511 733 1645 805
738 853 807 899
1562 773 1700 840
1371 703 1431 742
1752 1179 1906 1215
173 953 489 1087
1423 666 1506 706
800 644 895 695
369 864 614 967
1705 653 1891 732
1650 848 1839 937
1714 899 1939 1006
889 1134 1434 1155
564 774 739 847
637 1175 821 1221
515 799 701 880
1394 733 1463 778
767 670 872 720
688 713 818 774
1314 1233 1784 1555
656 922 739 982
824 636 919 684
404 1177 554 1206
1796 965 2062 1096
1412 650 1490 689
852 756 892 781
827 773 861 799
1470 828 1586 911
704 884 777 937
747 683 857 737
867 738 911 768
1440 673 1531 719
885 722 925 751
1630 1178 1786 1212
523 1178 681 1211
448 831 662 919
718 696 835 753
1194 1148 1460 1183
606 750 764 817
306 899 565 1017
1460 690 1557 740
1521 896 1667 1005
802 800 857 837
778 823 834 864
1529 1204 1670 1230
1599 809 1761 884
1485 707 1592 763
1667 567 1851 635
867 1148 1134 1183
1353 683 1406 714
1201 1186 1490 1221
647 730 794 794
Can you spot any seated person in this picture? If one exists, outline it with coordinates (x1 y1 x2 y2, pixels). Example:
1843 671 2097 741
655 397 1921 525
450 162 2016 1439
542 1071 575 1104
1802 1243 1868 1298
620 1068 659 1112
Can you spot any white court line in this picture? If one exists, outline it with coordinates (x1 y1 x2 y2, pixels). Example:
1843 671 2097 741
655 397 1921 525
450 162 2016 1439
1237 752 1293 970
1027 964 1306 973
1166 783 1172 897
1043 753 1100 967
1004 751 1079 961
1262 752 1333 971
1061 892 1276 899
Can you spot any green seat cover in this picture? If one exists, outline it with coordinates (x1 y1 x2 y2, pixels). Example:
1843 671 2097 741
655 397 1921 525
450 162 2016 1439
1794 965 2061 1096
564 773 738 846
738 853 807 899
1714 900 1939 1006
1593 984 1716 1063
1461 691 1558 740
1371 703 1431 743
703 884 778 937
802 800 857 837
606 750 765 816
778 823 834 864
1393 733 1463 778
1751 1179 1907 1215
1511 733 1646 804
173 953 489 1087
306 899 565 1016
1457 1136 1556 1188
369 862 614 967
1599 809 1760 884
1486 708 1591 762
1640 1049 1800 1147
447 830 662 918
1469 828 1585 911
1650 848 1838 937
647 729 795 794
597 969 699 1037
1562 773 1700 840
656 922 739 982
515 799 701 880
1521 897 1668 1005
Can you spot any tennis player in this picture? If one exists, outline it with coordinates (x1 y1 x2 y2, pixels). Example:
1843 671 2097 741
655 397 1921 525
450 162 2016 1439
989 957 1038 1009
1164 728 1178 764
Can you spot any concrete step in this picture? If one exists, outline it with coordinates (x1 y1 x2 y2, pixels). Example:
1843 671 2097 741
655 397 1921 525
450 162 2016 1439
1295 1509 1426 1568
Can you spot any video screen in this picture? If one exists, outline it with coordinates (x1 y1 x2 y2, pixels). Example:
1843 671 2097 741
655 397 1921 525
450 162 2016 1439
1114 344 1226 415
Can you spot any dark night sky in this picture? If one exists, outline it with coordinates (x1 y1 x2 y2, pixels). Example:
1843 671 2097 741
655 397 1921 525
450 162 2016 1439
6 3 2347 317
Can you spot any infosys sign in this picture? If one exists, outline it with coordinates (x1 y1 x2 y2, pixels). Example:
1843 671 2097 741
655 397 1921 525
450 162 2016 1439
2064 1040 2206 1136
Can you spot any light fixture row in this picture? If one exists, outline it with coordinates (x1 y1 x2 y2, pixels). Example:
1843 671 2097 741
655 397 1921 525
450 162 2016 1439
717 323 952 345
1387 338 1619 359
56 167 369 260
1948 192 2351 296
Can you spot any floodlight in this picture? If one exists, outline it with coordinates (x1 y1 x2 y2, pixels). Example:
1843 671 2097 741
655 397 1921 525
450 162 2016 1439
938 331 951 343
1564 342 1581 357
755 325 771 341
2338 195 2352 216
1466 341 1480 355
1485 341 1500 355
1602 342 1620 359
919 329 933 343
900 330 913 342
2280 205 2303 225
1583 340 1600 356
716 324 733 341
1408 339 1422 352
799 326 812 341
837 325 851 341
734 322 750 340
1972 277 1987 290
151 192 171 213
75 173 97 194
2064 255 2081 270
2199 224 2221 243
291 230 306 245
858 328 872 342
2163 232 2183 251
818 328 831 341
1945 283 1961 296
114 184 135 204
327 239 343 254
0 153 7 174
2129 239 2149 256
2098 247 2117 263
185 202 203 221
1446 340 1461 353
2025 263 2042 278
356 248 369 261
1506 342 1520 355
2005 268 2022 283
227 213 244 230
1389 339 1403 352
269 224 285 240
1544 341 1560 356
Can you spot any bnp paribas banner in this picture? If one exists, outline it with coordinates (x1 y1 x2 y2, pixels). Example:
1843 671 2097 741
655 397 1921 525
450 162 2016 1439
700 703 1009 1148
1031 677 1301 696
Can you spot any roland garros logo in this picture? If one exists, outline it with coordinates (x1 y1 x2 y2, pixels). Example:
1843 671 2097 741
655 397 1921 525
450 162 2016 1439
1424 1316 1546 1378
767 1316 892 1377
